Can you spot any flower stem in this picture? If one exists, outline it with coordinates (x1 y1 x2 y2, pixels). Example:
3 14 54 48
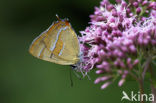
128 71 145 103
149 65 156 103
142 56 152 80
151 85 156 103
138 56 152 103
139 79 144 103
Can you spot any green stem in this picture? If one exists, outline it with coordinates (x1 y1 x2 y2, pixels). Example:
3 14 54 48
142 56 152 80
139 79 144 103
149 65 156 103
151 85 156 103
129 71 145 103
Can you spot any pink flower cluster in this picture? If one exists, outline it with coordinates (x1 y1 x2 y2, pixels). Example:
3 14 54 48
79 0 156 89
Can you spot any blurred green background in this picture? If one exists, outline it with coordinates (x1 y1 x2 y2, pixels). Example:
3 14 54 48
0 0 151 103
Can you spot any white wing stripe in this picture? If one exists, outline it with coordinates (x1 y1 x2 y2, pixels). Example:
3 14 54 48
50 26 68 51
38 47 44 57
58 43 65 56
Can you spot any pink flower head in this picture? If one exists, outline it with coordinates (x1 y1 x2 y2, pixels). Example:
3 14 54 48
79 0 156 89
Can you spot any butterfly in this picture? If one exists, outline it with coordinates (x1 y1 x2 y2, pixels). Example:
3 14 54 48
29 15 80 66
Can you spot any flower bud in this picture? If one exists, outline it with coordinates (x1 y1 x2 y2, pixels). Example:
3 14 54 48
118 79 125 86
101 82 112 89
133 2 139 7
133 59 139 66
142 1 148 6
136 7 141 14
96 70 104 74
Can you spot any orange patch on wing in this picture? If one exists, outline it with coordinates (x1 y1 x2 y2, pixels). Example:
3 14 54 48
52 41 63 56
52 32 64 56
65 21 70 26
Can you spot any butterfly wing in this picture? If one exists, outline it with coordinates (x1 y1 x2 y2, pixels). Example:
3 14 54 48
29 20 80 65
53 22 80 63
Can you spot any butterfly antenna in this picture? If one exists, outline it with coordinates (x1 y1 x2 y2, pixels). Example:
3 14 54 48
56 14 61 21
69 68 73 87
65 18 69 22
